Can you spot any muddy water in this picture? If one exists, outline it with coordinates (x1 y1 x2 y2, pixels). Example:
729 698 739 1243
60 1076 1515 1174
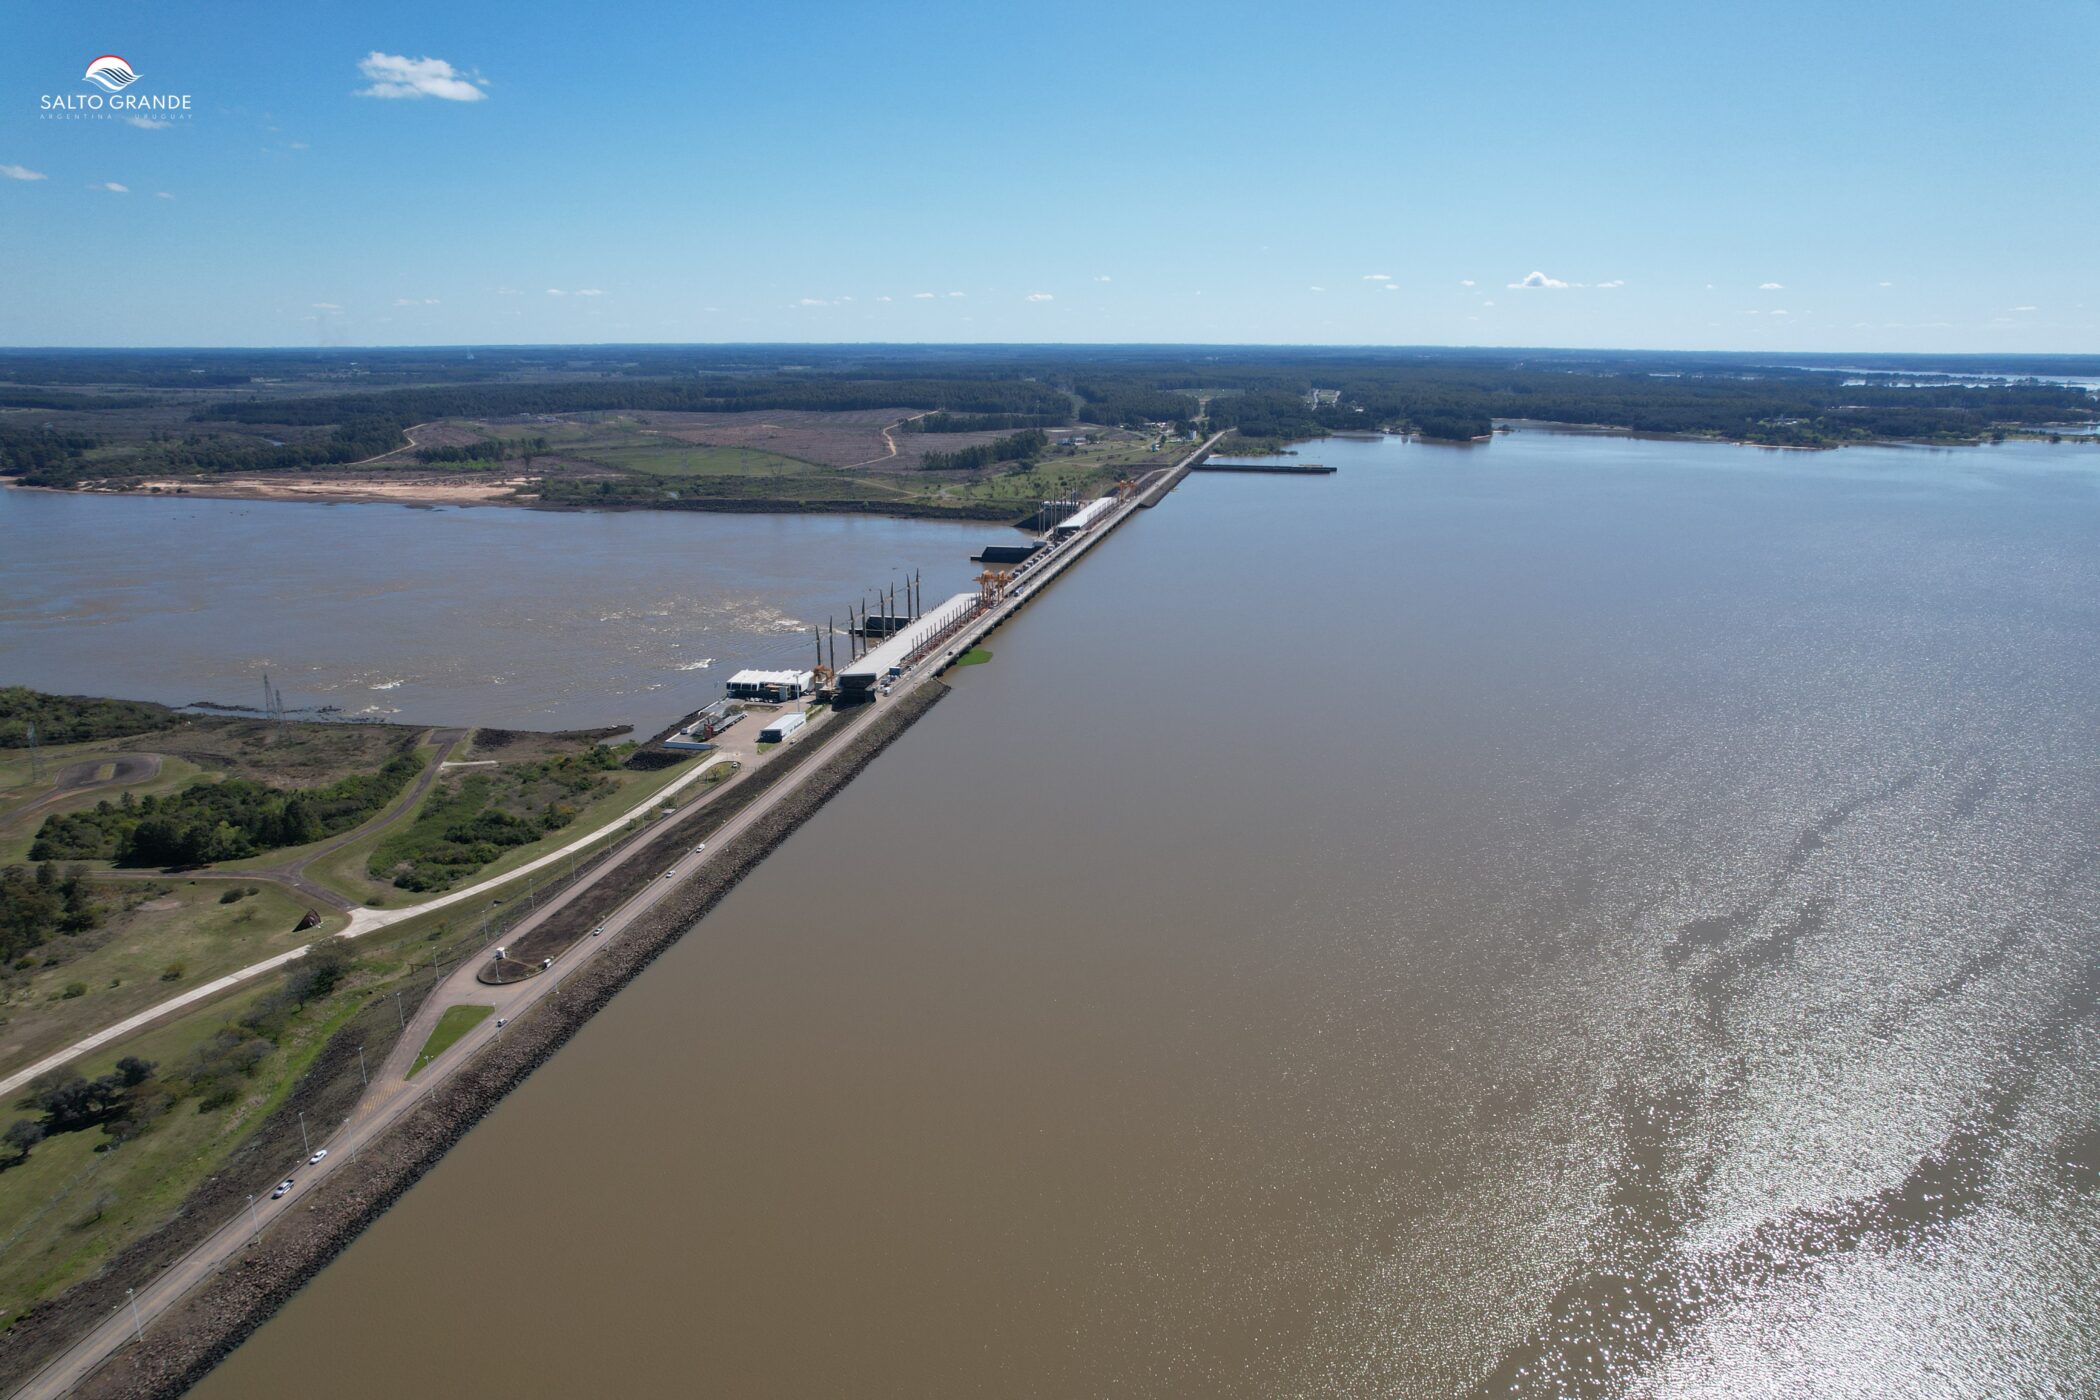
0 488 1009 736
194 433 2100 1398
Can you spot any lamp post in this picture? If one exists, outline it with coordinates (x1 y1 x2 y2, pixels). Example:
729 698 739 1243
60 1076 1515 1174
127 1287 143 1343
356 1044 369 1088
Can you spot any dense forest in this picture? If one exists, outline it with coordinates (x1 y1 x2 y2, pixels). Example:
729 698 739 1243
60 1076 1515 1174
918 428 1049 471
32 753 421 867
412 435 547 465
0 347 2092 489
0 688 175 748
0 861 100 966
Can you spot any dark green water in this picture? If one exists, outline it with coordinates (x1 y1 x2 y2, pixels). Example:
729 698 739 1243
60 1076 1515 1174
189 432 2100 1397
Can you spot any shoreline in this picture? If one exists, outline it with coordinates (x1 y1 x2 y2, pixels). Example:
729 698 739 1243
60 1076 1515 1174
0 476 1029 523
29 683 950 1400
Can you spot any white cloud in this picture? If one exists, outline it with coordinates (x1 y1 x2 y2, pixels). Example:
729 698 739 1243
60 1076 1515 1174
155 190 175 199
797 297 828 306
1025 292 1054 302
1596 279 1626 289
575 288 603 296
1759 281 1784 290
93 181 129 194
1309 286 1326 293
125 116 172 131
837 295 854 302
1 164 46 181
393 297 440 306
1459 279 1475 288
496 287 520 295
1878 280 1894 288
2011 304 2038 312
288 141 309 151
1094 275 1112 283
1362 273 1391 281
545 288 566 296
1383 283 1399 292
913 292 935 299
1510 271 1570 289
355 52 487 102
312 302 342 311
1482 300 1495 307
875 295 893 303
1770 308 1791 316
946 291 965 298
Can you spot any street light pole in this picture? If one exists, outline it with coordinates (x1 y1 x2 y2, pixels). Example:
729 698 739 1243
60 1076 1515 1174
298 1111 310 1157
127 1287 143 1343
394 990 405 1031
357 1044 369 1088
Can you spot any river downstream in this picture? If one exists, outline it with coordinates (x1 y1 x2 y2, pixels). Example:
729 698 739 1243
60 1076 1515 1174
129 432 2100 1395
0 488 1009 737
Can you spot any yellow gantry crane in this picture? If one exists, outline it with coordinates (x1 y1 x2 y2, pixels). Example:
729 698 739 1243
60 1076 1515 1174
975 567 1015 604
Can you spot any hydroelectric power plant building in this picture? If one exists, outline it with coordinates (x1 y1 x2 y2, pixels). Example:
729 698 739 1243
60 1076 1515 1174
1051 495 1116 538
835 592 980 701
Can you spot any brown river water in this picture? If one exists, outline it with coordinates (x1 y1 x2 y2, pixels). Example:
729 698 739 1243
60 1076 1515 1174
166 431 2100 1397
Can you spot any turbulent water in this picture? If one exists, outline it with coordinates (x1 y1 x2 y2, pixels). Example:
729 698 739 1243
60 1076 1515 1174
169 431 2100 1397
0 488 1009 736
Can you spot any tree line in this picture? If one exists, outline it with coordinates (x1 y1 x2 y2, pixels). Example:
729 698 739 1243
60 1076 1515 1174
0 687 175 748
412 435 547 465
918 428 1049 471
33 752 422 867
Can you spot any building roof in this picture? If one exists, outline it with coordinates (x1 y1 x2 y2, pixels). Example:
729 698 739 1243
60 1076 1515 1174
1053 495 1116 532
726 669 813 688
837 592 979 685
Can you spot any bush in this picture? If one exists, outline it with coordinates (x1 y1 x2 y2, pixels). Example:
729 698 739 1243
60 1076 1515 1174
60 981 86 999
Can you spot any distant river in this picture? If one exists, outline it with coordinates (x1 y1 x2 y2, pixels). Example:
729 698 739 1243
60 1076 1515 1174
0 489 1013 736
176 431 2100 1398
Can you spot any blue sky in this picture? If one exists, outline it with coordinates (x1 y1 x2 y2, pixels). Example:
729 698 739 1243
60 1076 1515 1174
3 0 2095 351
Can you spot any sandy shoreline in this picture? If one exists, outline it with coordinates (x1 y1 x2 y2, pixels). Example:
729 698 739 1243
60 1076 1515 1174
3 475 535 508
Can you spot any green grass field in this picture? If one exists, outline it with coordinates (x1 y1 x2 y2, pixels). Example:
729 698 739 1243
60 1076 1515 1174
954 648 993 667
0 880 343 1083
589 442 815 478
407 1004 493 1077
0 969 368 1321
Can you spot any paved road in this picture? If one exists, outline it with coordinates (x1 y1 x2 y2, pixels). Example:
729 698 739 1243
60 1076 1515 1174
0 748 732 1102
2 754 163 830
12 435 1221 1398
243 727 470 911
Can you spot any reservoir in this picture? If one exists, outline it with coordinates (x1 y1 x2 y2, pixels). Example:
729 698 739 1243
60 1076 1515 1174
112 432 2100 1395
0 488 1007 737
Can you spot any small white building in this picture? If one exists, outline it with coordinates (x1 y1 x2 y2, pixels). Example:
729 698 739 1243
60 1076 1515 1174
758 711 808 744
726 669 814 702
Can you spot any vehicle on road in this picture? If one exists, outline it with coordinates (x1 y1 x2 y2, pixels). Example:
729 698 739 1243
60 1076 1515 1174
693 844 705 853
495 1017 508 1028
593 925 604 936
308 1149 328 1165
271 1179 294 1199
664 870 676 879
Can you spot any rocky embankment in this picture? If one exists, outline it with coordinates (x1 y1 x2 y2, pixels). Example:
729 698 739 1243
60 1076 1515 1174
62 682 949 1400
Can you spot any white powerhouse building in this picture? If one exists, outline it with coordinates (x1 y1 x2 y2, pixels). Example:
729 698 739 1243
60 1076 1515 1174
724 669 814 702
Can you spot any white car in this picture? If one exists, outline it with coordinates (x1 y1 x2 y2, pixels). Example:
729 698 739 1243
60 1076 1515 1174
308 1149 328 1166
664 870 676 879
693 843 705 853
271 1179 294 1199
495 1017 508 1028
592 925 604 937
